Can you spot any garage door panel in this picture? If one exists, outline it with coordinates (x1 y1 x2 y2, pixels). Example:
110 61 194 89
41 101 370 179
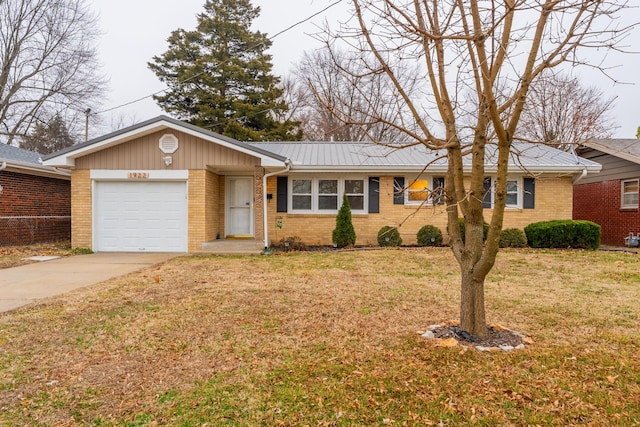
95 181 187 252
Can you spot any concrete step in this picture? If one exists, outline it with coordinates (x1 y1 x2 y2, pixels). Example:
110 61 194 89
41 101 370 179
200 239 264 255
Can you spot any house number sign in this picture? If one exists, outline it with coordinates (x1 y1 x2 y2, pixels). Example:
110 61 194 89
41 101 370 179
128 172 149 179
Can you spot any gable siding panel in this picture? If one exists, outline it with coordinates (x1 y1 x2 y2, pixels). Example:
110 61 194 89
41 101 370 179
75 130 260 170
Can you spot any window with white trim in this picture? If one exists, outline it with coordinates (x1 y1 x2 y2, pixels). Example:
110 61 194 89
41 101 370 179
404 176 445 206
289 177 367 213
485 177 523 209
621 179 639 208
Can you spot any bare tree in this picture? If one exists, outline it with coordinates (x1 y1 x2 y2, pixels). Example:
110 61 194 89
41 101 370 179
517 72 616 150
0 0 105 145
292 48 417 141
324 0 633 337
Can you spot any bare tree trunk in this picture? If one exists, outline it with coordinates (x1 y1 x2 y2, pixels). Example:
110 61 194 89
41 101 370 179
460 264 487 337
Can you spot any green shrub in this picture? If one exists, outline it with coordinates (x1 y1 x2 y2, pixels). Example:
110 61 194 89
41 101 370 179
332 194 356 248
417 225 443 246
278 236 306 252
71 247 93 255
377 226 402 247
458 218 490 243
524 220 601 250
499 228 527 248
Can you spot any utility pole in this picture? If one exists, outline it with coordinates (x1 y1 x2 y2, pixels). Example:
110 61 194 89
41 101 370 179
84 108 91 142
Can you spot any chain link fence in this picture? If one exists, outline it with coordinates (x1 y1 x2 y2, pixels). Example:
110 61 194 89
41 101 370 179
0 216 71 246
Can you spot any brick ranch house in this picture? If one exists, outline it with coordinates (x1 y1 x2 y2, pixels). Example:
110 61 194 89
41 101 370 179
0 144 71 246
574 139 640 246
43 116 600 253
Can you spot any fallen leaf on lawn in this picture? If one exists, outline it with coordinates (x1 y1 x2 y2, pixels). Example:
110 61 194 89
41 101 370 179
436 338 459 347
607 375 619 384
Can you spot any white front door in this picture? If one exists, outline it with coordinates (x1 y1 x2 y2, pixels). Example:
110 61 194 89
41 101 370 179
226 177 253 237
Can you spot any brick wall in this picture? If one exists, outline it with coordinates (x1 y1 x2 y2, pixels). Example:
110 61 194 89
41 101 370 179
574 180 640 246
70 170 92 249
266 175 574 246
0 170 71 245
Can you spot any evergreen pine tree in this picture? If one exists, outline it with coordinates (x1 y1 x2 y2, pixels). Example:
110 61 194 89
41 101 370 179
148 0 301 141
332 194 356 248
20 114 76 155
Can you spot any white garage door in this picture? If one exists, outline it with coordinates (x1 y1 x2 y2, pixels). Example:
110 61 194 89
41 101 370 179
94 181 187 252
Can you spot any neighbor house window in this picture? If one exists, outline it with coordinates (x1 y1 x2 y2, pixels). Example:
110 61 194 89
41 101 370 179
289 177 367 213
621 179 639 208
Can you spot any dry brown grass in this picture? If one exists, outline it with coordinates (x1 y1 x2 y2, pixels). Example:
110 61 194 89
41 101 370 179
0 248 639 426
0 241 73 269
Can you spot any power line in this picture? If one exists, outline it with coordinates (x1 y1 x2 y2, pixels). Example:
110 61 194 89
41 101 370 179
95 0 344 116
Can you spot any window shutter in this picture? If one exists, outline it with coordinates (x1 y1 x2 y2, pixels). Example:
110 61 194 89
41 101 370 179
433 177 445 205
368 177 380 213
523 177 535 209
393 177 405 205
482 177 492 208
276 176 288 212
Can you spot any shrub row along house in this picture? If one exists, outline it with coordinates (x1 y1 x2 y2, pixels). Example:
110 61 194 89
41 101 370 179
43 116 601 253
574 139 640 247
0 144 71 245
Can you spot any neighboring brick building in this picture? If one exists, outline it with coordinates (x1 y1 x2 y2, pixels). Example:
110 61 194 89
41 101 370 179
0 144 71 246
43 116 600 253
574 139 640 246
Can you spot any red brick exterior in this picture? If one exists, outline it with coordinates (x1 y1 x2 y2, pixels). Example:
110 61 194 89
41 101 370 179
0 171 71 245
573 180 640 246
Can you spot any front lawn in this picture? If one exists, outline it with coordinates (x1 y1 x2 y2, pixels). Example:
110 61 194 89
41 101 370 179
0 248 638 425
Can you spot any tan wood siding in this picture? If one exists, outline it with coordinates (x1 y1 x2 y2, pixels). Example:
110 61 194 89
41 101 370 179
579 149 640 184
75 130 260 170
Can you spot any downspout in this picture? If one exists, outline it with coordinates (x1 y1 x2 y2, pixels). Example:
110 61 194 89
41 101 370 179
569 144 588 184
0 162 6 171
262 159 292 251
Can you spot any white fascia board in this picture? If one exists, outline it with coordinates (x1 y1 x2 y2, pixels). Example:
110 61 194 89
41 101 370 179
1 158 71 179
90 169 189 180
43 118 287 168
287 164 599 175
172 124 286 166
44 121 173 167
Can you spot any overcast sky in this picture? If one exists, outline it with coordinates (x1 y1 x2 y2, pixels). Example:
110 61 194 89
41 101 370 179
92 0 639 139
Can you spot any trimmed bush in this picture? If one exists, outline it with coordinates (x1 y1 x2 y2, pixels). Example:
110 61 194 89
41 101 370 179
499 228 527 248
332 194 356 248
417 225 443 247
377 226 402 247
458 218 490 242
278 236 306 252
524 220 601 250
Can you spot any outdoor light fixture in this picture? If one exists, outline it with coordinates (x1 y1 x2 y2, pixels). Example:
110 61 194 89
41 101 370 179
164 156 173 167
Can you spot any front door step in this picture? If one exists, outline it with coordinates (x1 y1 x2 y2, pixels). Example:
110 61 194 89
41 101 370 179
200 239 263 255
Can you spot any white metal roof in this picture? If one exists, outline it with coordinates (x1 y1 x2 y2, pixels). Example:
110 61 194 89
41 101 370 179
248 140 601 174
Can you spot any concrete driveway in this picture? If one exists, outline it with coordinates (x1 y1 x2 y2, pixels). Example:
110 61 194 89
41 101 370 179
0 253 177 313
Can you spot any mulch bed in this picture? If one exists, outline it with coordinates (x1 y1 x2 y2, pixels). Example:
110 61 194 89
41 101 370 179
429 324 526 348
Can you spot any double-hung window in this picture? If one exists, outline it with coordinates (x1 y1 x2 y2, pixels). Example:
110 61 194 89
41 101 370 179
484 177 523 209
290 177 366 213
621 179 639 209
291 179 312 211
404 177 445 206
345 179 365 210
